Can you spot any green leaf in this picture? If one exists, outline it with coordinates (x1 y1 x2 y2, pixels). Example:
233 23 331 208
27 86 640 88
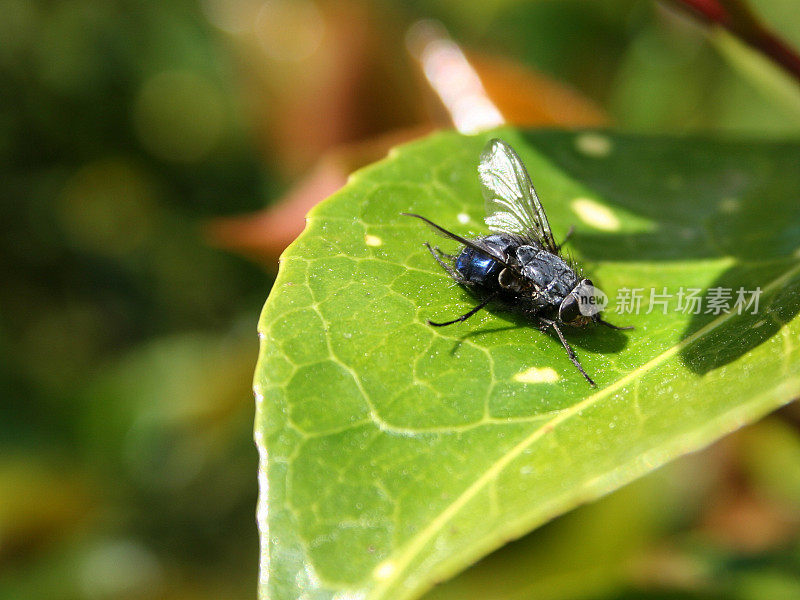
254 129 800 600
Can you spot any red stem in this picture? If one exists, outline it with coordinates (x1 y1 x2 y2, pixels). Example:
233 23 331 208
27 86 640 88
675 0 727 22
745 28 800 81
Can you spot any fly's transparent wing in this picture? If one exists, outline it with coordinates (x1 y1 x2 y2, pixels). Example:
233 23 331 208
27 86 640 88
401 213 511 267
479 138 558 252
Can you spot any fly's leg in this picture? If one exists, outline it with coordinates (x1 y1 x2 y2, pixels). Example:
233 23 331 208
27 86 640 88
595 316 634 331
424 242 465 283
555 226 574 252
539 317 596 386
428 292 497 327
432 245 457 260
423 241 491 326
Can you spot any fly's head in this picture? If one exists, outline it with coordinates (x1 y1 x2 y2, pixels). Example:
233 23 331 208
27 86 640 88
559 278 607 326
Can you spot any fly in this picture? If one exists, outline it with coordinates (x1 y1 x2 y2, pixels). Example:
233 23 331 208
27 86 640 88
402 138 631 386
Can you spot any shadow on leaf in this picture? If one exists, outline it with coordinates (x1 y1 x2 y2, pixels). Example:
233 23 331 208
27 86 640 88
453 305 630 355
525 132 800 374
680 260 800 374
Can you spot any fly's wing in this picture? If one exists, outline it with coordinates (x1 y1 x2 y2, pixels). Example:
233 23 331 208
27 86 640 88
479 138 559 253
401 213 511 267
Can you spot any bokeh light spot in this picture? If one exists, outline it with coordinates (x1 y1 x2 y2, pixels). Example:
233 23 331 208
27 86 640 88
201 0 264 34
133 71 225 163
254 0 325 62
80 539 162 599
58 158 156 256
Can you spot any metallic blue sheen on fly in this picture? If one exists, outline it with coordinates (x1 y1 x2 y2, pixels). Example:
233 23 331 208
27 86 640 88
402 138 631 386
454 234 507 283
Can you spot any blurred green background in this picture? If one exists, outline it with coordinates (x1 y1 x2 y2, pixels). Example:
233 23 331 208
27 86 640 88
1 0 799 599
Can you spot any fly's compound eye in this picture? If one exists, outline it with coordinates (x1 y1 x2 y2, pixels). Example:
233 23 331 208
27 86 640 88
558 293 581 323
572 279 608 317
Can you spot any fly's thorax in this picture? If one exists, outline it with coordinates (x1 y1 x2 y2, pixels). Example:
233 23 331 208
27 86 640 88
515 245 539 265
483 233 517 246
517 246 579 304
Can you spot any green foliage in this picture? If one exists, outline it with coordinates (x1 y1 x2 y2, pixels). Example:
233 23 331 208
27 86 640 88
255 129 800 600
0 1 267 596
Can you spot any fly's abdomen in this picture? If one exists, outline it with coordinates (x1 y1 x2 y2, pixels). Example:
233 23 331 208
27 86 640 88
454 233 519 286
455 248 502 284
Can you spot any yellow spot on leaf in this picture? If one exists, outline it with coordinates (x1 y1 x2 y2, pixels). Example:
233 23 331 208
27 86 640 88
571 198 621 232
513 366 560 384
365 234 382 247
574 132 612 157
374 560 396 580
